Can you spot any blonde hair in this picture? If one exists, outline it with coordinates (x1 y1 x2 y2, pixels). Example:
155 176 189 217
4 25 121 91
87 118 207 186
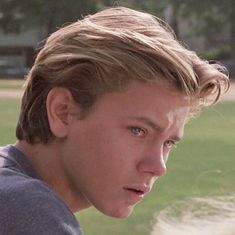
151 195 235 235
16 6 229 144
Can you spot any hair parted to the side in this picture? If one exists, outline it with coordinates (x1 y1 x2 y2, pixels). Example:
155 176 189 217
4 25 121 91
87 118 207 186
16 6 230 144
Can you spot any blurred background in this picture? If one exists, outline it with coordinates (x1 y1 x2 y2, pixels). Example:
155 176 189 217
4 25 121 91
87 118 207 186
0 1 234 235
0 0 235 78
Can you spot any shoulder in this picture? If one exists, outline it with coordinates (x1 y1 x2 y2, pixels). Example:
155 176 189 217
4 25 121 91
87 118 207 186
0 169 83 235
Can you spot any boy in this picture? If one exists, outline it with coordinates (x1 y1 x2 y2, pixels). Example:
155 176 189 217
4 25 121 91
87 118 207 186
0 6 229 235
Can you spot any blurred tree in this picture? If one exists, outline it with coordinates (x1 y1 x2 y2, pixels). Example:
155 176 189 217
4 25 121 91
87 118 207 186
0 0 183 36
180 0 235 66
0 0 98 36
1 0 233 68
113 0 187 38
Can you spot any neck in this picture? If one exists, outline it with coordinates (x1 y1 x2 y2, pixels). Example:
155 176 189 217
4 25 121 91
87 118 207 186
15 140 91 212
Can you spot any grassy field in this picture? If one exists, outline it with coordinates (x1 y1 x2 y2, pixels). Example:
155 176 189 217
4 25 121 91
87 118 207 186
0 83 234 235
0 98 21 144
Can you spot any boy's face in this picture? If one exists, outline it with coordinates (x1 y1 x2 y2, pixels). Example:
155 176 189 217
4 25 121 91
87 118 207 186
60 81 190 218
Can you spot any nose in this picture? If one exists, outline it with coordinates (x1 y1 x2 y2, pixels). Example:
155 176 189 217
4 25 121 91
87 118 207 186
137 147 167 177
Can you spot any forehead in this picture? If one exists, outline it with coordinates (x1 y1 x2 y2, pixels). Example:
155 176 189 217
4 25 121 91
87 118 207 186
89 80 190 119
107 80 188 104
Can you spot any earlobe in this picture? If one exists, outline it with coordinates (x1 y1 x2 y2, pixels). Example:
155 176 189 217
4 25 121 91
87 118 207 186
46 87 76 138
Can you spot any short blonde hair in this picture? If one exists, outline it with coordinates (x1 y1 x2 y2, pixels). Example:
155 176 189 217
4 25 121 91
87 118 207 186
16 7 230 144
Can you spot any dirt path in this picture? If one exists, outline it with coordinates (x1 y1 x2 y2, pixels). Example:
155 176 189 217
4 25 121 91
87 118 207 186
0 89 23 98
221 82 235 101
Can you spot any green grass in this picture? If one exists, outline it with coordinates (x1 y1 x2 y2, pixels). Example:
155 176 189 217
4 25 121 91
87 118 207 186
0 98 21 144
0 95 234 235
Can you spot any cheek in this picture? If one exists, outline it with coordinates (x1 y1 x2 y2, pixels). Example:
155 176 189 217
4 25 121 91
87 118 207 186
77 124 126 158
66 127 123 174
64 122 140 184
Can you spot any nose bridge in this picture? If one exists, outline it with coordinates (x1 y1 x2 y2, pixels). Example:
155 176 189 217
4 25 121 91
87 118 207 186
137 142 167 177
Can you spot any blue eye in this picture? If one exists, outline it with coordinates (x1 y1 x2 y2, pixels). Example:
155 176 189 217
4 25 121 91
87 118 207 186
129 127 146 137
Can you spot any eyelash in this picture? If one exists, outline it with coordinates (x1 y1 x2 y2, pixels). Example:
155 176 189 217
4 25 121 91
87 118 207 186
129 126 146 137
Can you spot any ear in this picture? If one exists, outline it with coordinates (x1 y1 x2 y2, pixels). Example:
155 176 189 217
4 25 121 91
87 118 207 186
46 87 78 138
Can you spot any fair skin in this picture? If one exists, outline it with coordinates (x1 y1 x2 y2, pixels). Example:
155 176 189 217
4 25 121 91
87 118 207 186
16 80 190 218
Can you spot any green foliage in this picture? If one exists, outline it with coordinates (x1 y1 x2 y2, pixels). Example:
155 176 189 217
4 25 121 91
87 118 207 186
201 45 231 61
0 0 165 36
1 0 234 64
0 0 98 35
179 0 232 38
180 0 235 65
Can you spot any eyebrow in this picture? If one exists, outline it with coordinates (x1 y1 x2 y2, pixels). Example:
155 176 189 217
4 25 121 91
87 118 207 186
129 116 183 142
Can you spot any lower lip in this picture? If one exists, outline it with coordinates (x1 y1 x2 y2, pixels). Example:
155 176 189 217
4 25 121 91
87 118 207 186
124 188 145 204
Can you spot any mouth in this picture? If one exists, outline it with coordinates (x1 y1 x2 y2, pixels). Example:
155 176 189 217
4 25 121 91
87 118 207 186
123 186 150 204
126 188 145 195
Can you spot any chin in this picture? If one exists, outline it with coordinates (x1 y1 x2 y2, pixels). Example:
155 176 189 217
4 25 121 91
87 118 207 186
101 205 134 219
